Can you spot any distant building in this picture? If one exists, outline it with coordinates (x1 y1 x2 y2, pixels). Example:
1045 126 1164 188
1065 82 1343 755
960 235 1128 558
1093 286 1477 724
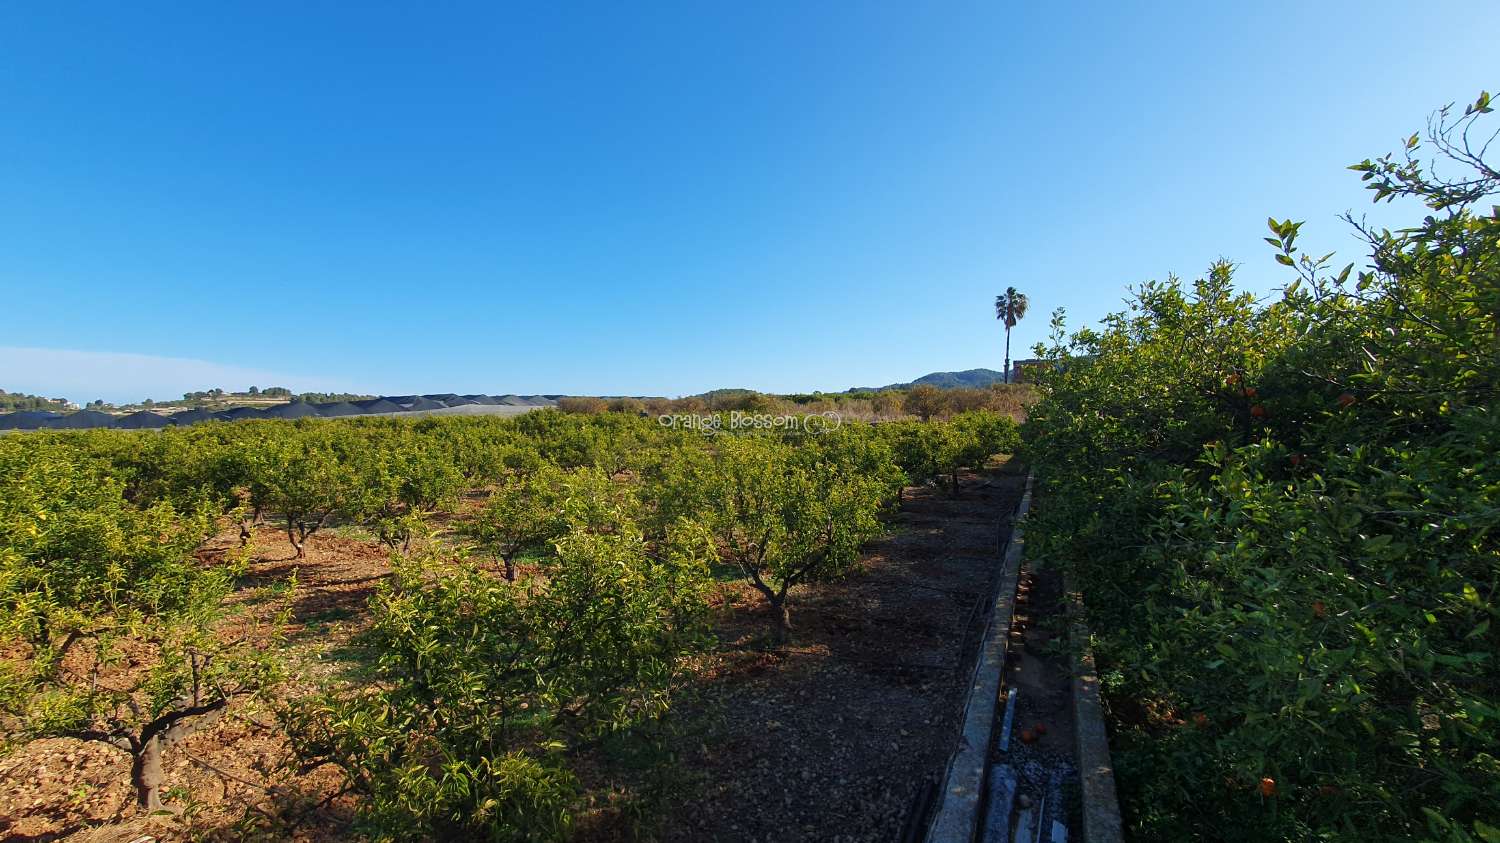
1009 358 1048 384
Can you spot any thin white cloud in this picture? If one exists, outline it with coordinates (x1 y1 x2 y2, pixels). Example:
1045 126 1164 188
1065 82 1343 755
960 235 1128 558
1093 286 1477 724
0 346 360 405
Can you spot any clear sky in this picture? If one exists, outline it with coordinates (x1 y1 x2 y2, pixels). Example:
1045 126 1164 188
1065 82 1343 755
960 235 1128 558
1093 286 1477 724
2 2 1496 403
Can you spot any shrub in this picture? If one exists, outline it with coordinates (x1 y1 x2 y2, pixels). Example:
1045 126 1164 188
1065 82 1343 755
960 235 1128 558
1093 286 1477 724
557 396 608 414
903 384 947 420
0 437 279 811
1022 94 1500 842
287 515 711 842
664 436 887 640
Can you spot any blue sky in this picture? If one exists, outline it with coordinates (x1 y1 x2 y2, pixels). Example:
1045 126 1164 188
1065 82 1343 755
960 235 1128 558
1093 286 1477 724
2 2 1496 403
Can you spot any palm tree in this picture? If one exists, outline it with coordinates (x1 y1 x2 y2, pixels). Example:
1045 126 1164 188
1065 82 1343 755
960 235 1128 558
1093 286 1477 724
994 287 1029 384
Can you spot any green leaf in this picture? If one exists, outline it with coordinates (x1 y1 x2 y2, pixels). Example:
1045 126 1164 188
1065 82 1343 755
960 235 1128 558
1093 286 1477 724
1422 807 1451 830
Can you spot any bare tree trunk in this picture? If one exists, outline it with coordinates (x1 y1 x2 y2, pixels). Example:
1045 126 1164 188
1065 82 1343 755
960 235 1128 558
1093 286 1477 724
771 597 792 643
287 515 305 559
503 555 516 582
1004 326 1012 384
132 736 164 811
240 504 263 546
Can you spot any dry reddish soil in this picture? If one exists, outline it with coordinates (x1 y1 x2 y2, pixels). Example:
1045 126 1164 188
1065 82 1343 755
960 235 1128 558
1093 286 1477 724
0 531 390 843
0 461 1026 842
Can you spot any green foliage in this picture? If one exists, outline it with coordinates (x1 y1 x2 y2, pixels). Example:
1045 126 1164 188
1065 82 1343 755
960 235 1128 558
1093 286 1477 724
287 518 711 842
661 435 889 638
0 437 219 654
0 388 68 411
19 564 280 739
245 425 365 557
347 427 467 551
0 434 281 808
878 411 1018 496
1023 96 1500 842
461 464 633 579
804 423 908 505
2 398 974 829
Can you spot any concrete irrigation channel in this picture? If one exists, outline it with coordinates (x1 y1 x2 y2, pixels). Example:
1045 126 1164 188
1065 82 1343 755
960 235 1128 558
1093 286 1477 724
917 472 1123 843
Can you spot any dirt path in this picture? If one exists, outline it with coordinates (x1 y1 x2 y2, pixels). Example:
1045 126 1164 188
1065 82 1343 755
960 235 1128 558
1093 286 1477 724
649 460 1028 842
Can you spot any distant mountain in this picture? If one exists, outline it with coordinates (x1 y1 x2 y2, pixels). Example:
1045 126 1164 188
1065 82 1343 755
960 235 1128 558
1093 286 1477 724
847 368 1009 393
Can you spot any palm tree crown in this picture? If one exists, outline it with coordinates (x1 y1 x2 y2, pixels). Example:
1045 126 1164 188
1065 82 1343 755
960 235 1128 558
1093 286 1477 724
995 287 1029 327
994 287 1029 383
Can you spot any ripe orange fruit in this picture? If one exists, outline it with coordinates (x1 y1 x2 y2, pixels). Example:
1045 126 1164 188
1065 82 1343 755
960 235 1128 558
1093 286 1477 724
1313 600 1327 619
1193 712 1209 728
1338 392 1356 408
1243 386 1258 398
1226 373 1241 386
1259 777 1277 797
1020 729 1037 744
1290 454 1303 466
1250 404 1267 418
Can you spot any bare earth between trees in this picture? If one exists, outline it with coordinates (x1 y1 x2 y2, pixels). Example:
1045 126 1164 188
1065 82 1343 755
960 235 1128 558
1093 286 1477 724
1 460 1025 842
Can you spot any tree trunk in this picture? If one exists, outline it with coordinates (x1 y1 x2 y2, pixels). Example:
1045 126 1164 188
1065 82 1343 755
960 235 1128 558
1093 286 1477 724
286 516 299 557
951 469 961 498
771 599 792 643
1004 326 1012 384
132 736 164 811
503 555 516 582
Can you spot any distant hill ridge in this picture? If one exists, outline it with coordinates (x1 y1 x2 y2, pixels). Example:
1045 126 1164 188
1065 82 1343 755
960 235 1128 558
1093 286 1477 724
848 368 1009 393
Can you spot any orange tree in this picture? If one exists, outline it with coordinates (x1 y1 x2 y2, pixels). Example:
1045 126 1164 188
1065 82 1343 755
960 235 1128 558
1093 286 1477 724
0 436 281 812
656 434 888 641
285 494 711 842
878 412 1019 498
244 423 366 558
460 464 634 581
351 426 467 552
1022 93 1499 842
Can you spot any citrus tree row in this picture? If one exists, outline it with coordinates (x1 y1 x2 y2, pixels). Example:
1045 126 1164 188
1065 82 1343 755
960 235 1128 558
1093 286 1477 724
1022 94 1499 842
0 407 1017 837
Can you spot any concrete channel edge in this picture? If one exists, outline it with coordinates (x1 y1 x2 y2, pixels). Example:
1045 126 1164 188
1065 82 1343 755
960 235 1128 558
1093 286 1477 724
1065 574 1125 843
924 471 1033 843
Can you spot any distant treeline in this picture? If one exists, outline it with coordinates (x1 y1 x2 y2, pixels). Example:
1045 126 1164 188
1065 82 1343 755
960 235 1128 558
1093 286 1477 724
557 383 1036 422
112 387 377 411
0 389 70 411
